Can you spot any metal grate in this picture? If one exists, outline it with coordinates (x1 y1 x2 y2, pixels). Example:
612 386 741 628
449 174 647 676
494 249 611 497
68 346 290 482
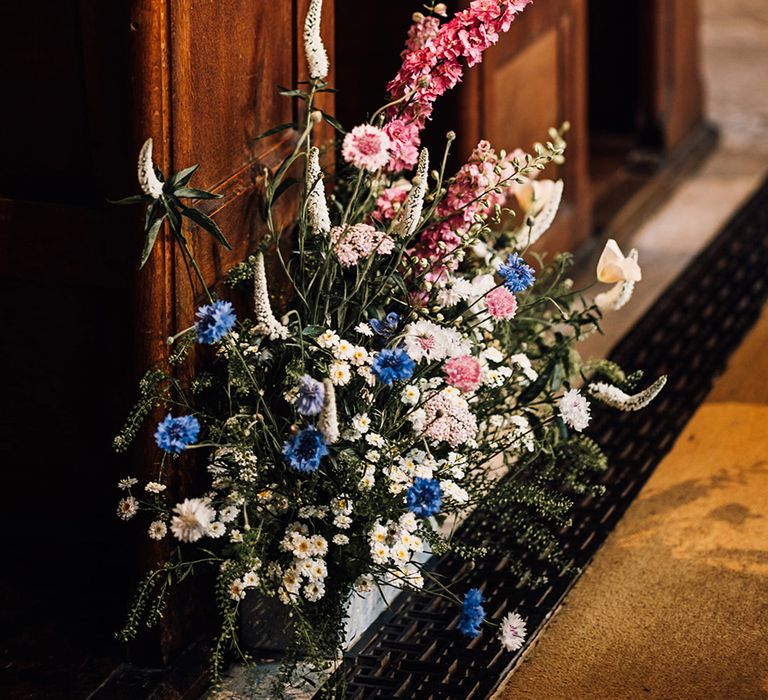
322 177 768 699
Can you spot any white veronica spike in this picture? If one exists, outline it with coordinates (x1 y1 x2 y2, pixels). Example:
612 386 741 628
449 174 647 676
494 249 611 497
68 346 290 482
306 146 331 234
253 252 289 340
318 379 340 444
516 179 564 249
304 0 329 80
595 248 639 311
391 148 429 238
137 138 164 199
588 375 667 411
597 239 642 283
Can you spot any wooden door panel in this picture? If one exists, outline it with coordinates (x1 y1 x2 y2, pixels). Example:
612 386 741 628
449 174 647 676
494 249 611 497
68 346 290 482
460 0 590 252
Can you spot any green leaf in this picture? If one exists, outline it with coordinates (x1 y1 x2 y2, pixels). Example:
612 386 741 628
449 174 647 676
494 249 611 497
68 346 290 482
161 198 182 235
302 325 326 338
140 215 166 268
255 122 297 141
182 207 232 250
173 187 222 200
167 164 200 189
271 177 299 208
109 194 152 206
278 88 309 99
319 111 345 134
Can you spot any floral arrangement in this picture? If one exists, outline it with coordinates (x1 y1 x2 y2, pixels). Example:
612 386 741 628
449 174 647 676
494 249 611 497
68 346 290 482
113 0 665 693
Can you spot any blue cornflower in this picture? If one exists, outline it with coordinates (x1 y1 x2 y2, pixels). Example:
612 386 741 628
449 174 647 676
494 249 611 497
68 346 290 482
368 312 400 340
283 427 328 473
498 253 535 293
295 375 325 416
195 300 236 344
457 588 486 638
371 347 415 385
406 477 443 517
154 414 200 454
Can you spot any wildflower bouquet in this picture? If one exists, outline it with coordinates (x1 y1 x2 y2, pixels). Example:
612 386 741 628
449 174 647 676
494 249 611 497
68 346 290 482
114 0 665 692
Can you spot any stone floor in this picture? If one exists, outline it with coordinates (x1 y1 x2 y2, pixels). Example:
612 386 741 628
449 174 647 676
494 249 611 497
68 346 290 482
576 0 768 360
494 2 768 698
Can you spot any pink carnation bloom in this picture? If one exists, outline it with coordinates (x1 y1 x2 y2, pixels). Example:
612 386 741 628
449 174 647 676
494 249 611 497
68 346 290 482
331 223 395 267
421 388 478 447
383 119 421 172
485 286 518 320
342 124 391 172
443 355 482 392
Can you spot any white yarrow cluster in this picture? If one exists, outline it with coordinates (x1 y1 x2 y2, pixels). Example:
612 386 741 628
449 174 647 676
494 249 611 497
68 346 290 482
303 0 329 80
306 146 331 234
253 252 289 340
137 138 164 199
391 148 429 238
588 375 667 412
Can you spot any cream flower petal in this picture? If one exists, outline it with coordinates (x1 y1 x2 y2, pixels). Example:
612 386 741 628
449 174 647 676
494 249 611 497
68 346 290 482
588 375 667 411
597 239 642 283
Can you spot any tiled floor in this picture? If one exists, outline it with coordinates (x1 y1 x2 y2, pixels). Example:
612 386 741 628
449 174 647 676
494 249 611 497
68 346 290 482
576 0 768 360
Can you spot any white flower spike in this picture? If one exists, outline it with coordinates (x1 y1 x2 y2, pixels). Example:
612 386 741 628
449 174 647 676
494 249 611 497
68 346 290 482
391 148 429 238
304 0 329 80
588 375 667 412
306 146 331 234
596 239 642 284
253 251 289 340
595 248 639 311
318 378 340 444
137 138 164 199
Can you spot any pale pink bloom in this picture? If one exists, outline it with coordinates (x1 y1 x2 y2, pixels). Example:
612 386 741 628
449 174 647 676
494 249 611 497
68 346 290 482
373 180 412 223
342 124 391 172
330 223 395 267
443 355 482 392
421 389 478 448
485 287 518 320
559 389 591 432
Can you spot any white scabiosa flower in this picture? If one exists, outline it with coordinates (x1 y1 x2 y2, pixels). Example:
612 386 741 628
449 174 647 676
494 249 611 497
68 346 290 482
558 388 591 432
588 375 667 411
170 498 216 543
306 146 331 234
253 252 289 340
318 378 340 444
137 138 164 199
303 0 328 80
391 148 429 238
499 611 527 652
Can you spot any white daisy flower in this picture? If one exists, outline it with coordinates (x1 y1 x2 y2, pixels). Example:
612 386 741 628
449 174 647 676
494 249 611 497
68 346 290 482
352 413 371 434
328 361 351 386
354 322 374 337
145 481 166 494
208 521 226 538
558 389 591 432
332 534 349 546
334 339 355 360
333 514 352 529
310 535 328 557
350 346 370 366
354 574 373 593
243 571 260 587
117 496 139 521
148 520 167 540
118 477 138 490
401 385 420 405
229 579 247 601
317 329 340 349
219 505 239 523
230 529 243 543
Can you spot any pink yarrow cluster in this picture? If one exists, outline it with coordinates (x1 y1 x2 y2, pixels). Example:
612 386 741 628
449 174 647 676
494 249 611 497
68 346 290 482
383 0 532 171
414 140 515 280
330 223 395 267
421 388 478 448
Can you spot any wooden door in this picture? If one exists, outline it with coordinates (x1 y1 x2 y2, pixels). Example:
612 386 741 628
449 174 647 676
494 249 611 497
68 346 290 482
458 0 591 254
0 1 333 696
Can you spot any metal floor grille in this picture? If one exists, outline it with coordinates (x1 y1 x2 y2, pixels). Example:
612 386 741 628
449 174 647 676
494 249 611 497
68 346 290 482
319 177 768 699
